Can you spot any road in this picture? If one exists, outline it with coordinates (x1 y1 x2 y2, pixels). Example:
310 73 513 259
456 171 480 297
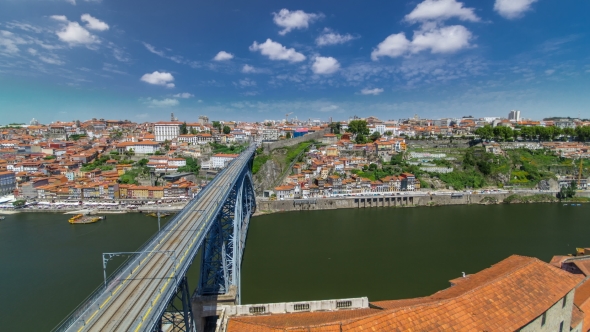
58 147 255 332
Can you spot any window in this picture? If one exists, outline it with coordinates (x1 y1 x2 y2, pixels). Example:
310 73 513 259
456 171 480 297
562 294 567 308
541 312 546 326
559 321 563 332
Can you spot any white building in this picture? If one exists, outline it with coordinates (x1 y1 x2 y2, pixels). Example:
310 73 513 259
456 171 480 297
210 153 239 169
508 110 521 122
154 121 182 142
262 129 279 142
116 141 160 154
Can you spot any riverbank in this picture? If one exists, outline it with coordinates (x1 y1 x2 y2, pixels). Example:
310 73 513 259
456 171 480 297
253 192 587 215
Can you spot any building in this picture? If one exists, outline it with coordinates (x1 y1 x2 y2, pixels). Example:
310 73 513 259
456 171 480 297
509 110 521 122
116 141 160 154
210 154 239 169
262 129 279 142
223 255 585 332
154 121 182 142
0 171 16 196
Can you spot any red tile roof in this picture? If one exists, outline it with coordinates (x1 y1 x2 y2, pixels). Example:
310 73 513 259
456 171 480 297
227 255 583 332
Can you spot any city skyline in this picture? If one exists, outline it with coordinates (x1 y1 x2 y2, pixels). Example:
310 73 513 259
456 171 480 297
1 0 589 123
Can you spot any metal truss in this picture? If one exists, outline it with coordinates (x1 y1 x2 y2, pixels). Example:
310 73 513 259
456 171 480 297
197 167 256 302
154 276 196 332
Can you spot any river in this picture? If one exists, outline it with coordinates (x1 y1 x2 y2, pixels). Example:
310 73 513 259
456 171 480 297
0 204 588 330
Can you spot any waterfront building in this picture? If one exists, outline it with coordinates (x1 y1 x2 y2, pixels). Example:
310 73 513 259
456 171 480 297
223 255 586 331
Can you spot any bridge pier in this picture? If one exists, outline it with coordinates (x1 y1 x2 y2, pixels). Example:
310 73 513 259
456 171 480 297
192 285 237 332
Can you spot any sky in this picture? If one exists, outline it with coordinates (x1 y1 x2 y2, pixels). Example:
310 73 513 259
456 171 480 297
0 0 589 124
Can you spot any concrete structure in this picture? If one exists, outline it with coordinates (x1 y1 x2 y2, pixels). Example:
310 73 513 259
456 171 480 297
116 141 160 154
154 121 182 142
0 171 16 196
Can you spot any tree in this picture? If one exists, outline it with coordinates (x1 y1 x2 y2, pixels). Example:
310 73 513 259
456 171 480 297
384 131 393 136
474 125 493 140
329 122 341 134
355 134 367 144
347 120 370 136
12 200 26 208
369 131 381 142
212 121 222 133
180 122 188 135
178 157 200 174
190 127 198 135
223 126 231 134
286 132 292 139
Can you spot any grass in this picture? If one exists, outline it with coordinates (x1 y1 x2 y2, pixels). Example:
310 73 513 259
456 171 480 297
503 194 558 204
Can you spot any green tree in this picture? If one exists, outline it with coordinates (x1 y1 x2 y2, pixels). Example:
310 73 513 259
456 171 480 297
223 126 231 134
369 131 381 142
474 125 493 140
180 122 188 135
286 132 292 139
190 127 198 135
12 200 26 208
212 121 222 133
384 131 393 136
347 120 370 135
329 122 341 134
355 134 367 144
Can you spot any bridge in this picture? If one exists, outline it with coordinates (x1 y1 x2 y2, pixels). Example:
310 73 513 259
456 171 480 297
54 146 257 332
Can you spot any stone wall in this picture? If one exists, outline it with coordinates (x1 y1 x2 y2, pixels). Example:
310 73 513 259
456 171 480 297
262 129 329 153
256 193 512 214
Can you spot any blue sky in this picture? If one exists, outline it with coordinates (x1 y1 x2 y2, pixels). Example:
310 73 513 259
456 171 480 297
0 0 589 123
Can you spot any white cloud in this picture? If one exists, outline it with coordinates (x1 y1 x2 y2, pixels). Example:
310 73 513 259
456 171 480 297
143 42 165 57
141 71 175 88
173 92 194 98
545 69 555 75
50 15 68 22
249 39 305 62
27 48 37 55
39 56 64 65
53 16 99 45
142 98 179 108
494 0 538 19
316 28 358 46
65 0 76 5
405 0 480 23
239 78 256 87
361 88 384 95
242 64 256 73
412 25 473 54
371 33 411 60
319 105 340 112
0 30 27 55
81 14 109 31
272 9 323 35
311 56 340 75
372 25 473 60
213 51 233 61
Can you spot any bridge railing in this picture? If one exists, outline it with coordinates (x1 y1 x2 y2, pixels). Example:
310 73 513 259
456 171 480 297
52 146 256 332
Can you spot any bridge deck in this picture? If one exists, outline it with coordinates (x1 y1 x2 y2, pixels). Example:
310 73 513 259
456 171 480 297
58 146 255 332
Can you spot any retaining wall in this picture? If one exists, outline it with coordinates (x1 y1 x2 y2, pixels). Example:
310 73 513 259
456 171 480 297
262 129 330 153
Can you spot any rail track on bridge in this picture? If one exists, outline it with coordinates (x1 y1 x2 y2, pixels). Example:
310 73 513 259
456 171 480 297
53 146 256 332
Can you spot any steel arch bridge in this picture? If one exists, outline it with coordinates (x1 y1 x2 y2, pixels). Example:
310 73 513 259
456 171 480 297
53 146 257 332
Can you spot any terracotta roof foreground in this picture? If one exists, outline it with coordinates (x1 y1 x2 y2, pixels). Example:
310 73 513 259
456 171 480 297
227 255 583 332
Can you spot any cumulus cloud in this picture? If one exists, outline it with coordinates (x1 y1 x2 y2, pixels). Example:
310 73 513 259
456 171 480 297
173 92 194 98
56 21 98 45
494 0 538 19
316 28 358 46
142 98 179 107
213 51 233 61
371 33 411 60
371 25 472 60
311 56 340 74
249 39 305 62
405 0 480 23
238 78 256 87
361 88 384 95
141 71 175 88
272 9 323 35
81 14 109 31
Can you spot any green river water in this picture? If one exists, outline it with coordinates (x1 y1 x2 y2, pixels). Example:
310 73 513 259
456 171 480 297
0 204 588 330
